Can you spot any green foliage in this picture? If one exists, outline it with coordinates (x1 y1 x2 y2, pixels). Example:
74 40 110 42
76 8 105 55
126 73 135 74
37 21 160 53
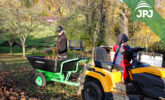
0 46 22 53
20 0 36 8
80 32 91 47
31 50 45 56
25 24 56 47
26 36 56 47
62 15 83 39
67 50 79 58
57 13 93 49
95 38 106 47
42 10 48 16
0 7 18 40
0 38 6 45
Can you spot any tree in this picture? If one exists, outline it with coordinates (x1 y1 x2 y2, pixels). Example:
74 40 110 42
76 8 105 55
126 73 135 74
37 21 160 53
15 6 42 57
0 1 43 57
0 7 18 55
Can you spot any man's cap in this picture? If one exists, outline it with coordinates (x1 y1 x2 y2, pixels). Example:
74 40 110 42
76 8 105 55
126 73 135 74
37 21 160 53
57 26 64 32
117 33 129 44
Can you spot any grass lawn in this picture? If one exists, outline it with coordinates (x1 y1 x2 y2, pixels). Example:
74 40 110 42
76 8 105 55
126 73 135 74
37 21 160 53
0 53 83 100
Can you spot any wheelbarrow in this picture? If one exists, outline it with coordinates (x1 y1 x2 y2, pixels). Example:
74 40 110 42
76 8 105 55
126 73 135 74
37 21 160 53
26 56 88 87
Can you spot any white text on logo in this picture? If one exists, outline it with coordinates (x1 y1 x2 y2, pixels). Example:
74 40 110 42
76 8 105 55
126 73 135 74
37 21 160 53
136 10 153 18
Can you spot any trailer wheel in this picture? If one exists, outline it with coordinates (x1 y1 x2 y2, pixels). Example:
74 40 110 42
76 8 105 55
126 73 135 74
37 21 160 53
82 81 104 100
35 72 46 87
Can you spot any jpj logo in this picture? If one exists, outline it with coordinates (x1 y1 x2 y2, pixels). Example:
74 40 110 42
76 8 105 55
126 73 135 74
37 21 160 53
134 0 153 18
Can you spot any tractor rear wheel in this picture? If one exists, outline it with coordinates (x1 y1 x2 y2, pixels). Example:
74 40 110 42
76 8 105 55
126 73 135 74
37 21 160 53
34 72 46 87
82 80 104 100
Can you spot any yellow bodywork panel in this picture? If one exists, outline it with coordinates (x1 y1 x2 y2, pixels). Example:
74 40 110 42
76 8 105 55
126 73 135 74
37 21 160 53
131 66 165 78
111 71 122 84
85 67 122 92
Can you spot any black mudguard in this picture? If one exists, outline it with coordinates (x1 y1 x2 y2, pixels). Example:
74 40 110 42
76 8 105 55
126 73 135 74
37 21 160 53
132 73 165 98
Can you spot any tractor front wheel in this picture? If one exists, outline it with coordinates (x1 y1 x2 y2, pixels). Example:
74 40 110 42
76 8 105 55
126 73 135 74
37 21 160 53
35 72 46 87
82 81 104 100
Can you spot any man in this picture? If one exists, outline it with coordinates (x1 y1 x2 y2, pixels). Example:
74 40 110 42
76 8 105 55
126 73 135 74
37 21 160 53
56 26 67 59
113 33 131 83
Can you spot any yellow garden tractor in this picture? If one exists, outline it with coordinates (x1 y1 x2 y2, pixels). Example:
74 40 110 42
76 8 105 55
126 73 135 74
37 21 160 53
81 47 165 100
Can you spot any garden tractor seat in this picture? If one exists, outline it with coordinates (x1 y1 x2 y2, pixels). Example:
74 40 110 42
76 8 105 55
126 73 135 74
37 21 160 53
94 47 113 70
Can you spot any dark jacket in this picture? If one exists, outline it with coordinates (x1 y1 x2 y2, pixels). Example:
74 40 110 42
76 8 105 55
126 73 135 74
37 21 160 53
57 32 67 57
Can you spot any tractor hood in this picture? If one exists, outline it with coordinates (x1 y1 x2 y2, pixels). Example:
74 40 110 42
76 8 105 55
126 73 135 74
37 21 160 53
131 66 165 78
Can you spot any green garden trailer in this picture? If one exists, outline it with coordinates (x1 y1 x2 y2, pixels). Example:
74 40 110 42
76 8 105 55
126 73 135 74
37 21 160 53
26 56 88 87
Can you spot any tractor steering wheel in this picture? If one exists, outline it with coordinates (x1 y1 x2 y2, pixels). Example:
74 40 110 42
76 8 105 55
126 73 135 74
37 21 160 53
126 47 145 61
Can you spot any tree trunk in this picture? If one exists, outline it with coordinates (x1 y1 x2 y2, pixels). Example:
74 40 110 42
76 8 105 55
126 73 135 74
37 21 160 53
9 45 13 55
8 41 13 55
123 16 128 35
120 12 128 35
97 0 106 46
22 42 26 57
